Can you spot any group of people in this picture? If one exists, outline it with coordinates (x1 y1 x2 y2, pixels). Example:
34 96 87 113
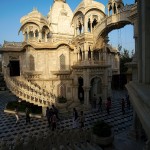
14 94 130 130
46 104 60 131
92 94 131 115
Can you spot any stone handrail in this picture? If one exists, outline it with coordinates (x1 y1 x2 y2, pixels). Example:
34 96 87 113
4 75 56 107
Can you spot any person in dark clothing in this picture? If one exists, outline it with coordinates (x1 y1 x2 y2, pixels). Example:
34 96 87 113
46 107 51 127
97 96 103 112
25 107 31 124
79 111 85 128
73 108 79 128
51 113 57 131
52 104 60 120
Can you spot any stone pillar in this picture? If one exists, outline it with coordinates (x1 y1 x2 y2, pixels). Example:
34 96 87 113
73 75 79 102
45 34 48 42
83 69 90 107
82 23 84 33
141 0 150 84
39 31 42 41
85 50 88 61
132 15 139 82
83 87 90 107
91 51 93 62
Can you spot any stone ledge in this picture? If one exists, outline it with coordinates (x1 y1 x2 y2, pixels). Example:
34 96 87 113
4 109 42 118
126 81 150 139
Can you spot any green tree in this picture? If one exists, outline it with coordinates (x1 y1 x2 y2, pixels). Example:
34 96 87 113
119 48 133 74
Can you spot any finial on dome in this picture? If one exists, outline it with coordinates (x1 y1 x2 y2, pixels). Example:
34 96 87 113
32 7 38 11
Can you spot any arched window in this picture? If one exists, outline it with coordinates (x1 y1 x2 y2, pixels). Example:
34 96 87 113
25 32 28 41
88 18 91 32
42 31 45 39
60 54 65 70
35 30 39 38
29 31 34 39
113 3 117 14
79 21 82 34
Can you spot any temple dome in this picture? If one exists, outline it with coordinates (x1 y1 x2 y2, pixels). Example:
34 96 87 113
47 0 73 35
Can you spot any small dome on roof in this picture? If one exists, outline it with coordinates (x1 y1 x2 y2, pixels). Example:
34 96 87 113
74 0 105 15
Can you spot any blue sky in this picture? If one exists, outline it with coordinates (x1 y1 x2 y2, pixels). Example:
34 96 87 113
0 0 135 52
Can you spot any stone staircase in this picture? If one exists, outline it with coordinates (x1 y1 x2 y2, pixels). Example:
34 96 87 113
4 75 56 107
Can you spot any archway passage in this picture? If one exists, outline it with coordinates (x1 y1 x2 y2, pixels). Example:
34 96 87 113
9 60 20 76
78 77 84 103
111 74 127 90
89 77 102 108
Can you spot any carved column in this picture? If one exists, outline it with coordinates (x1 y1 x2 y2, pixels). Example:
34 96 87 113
91 51 93 62
83 87 90 107
38 30 42 41
73 75 79 102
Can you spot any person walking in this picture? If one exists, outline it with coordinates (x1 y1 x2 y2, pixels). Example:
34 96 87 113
15 106 19 124
79 111 85 129
51 112 57 131
46 107 51 127
25 106 31 124
52 104 60 121
73 108 79 129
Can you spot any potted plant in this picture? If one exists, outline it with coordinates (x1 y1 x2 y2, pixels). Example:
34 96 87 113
57 96 67 103
56 96 68 110
92 120 114 146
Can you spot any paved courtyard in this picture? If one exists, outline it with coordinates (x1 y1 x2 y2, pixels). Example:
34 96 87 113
0 90 144 149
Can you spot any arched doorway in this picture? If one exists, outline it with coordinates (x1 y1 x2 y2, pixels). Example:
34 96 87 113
78 77 84 103
89 77 102 105
9 60 20 76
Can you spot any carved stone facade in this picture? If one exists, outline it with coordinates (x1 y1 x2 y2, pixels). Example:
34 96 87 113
0 0 136 111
